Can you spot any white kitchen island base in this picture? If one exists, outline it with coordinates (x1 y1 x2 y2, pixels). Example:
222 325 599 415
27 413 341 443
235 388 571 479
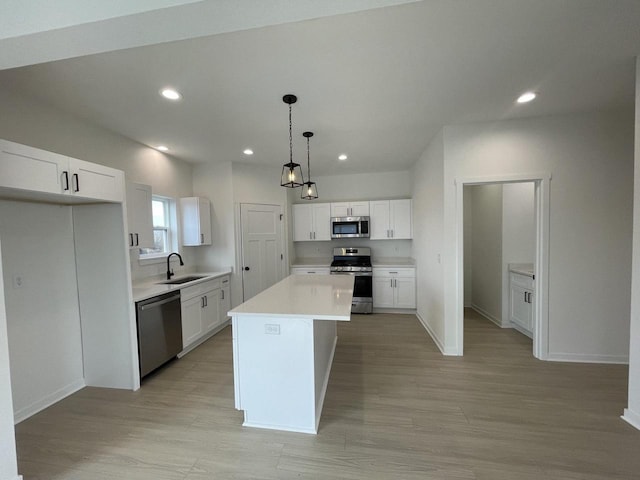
229 275 353 434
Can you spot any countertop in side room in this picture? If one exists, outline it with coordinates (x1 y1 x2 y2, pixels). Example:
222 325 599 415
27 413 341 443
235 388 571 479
509 263 534 278
290 257 332 268
131 270 232 302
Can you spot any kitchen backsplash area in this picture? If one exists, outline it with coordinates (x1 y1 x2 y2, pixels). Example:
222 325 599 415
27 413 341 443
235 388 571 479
129 248 195 283
294 238 412 260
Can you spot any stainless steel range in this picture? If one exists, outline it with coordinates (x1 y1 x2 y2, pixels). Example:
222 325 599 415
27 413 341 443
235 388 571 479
330 247 373 314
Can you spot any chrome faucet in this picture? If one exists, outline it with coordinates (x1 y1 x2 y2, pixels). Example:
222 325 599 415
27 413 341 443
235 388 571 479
166 252 184 280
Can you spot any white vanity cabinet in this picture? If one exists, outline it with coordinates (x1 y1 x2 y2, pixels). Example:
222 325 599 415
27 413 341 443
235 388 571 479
373 267 416 309
292 203 331 241
126 182 154 248
330 201 370 217
180 197 212 246
0 138 124 203
290 267 330 275
370 199 412 240
509 271 534 337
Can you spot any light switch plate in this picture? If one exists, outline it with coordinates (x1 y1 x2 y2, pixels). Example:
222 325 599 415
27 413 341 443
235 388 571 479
265 324 280 335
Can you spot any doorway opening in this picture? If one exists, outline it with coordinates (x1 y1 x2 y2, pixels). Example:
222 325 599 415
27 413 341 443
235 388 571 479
463 182 535 353
454 173 550 359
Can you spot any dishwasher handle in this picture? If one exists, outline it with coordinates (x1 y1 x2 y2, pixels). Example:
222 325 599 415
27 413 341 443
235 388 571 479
139 293 181 311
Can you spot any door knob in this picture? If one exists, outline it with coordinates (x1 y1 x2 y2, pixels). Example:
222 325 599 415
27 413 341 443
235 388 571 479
244 266 250 271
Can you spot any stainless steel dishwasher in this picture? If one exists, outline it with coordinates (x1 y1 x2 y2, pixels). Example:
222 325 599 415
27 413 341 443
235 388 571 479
135 291 182 378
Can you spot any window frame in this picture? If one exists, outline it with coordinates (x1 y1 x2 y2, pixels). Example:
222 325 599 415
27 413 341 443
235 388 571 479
138 195 177 262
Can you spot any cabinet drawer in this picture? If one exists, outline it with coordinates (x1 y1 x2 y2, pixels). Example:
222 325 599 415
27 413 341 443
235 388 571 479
510 272 534 290
290 267 330 275
181 278 221 301
373 267 415 278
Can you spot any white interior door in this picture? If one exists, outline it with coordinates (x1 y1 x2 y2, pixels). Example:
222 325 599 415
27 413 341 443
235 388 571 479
240 204 284 301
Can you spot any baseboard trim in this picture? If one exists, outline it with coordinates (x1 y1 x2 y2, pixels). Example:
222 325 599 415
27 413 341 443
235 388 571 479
547 352 629 365
470 303 503 327
372 308 416 314
14 378 85 424
416 312 457 355
622 408 640 431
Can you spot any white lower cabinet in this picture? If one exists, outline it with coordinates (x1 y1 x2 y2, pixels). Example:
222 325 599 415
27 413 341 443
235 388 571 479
509 272 534 337
290 267 330 275
180 275 229 350
372 267 416 309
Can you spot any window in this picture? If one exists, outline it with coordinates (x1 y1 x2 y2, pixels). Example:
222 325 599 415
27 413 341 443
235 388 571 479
140 196 173 257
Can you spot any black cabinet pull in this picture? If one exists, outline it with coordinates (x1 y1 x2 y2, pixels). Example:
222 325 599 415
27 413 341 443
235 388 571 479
129 233 134 246
135 233 139 246
72 173 79 192
62 171 70 191
244 266 250 271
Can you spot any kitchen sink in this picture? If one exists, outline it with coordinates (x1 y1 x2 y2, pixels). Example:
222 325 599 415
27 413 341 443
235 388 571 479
160 275 208 285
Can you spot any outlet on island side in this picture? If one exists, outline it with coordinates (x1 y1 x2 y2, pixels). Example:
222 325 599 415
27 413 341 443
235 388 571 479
265 324 280 335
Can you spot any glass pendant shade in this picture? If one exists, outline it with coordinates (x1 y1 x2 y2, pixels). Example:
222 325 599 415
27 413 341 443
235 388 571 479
280 94 304 188
281 162 304 188
301 131 318 200
301 181 318 200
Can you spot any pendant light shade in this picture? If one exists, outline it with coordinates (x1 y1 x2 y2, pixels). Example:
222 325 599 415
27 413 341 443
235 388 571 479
301 131 318 200
280 94 304 188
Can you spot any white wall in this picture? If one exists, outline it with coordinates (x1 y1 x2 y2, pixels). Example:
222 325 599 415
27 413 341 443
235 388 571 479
411 130 446 352
501 182 535 325
0 238 19 480
467 184 503 324
0 201 84 421
625 58 640 430
0 87 195 282
442 110 634 361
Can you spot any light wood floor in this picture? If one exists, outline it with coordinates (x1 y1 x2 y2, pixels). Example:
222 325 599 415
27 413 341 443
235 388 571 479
15 309 640 479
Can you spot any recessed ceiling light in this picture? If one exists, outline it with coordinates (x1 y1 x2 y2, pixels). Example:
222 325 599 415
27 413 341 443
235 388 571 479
517 92 537 103
156 145 169 152
243 149 254 155
160 88 182 100
338 154 348 161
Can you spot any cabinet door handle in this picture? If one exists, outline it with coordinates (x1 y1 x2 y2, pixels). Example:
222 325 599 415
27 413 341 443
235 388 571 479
62 171 70 191
391 229 394 238
200 233 204 244
524 292 528 303
135 233 139 246
72 173 79 192
221 290 224 300
390 279 393 288
129 233 134 246
310 232 312 240
201 297 205 308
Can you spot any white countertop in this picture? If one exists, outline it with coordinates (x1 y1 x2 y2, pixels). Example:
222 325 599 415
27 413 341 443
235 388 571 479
229 274 354 321
132 270 232 302
509 263 534 278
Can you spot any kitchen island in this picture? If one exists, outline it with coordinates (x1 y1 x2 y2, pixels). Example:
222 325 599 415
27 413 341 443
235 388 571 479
229 274 354 434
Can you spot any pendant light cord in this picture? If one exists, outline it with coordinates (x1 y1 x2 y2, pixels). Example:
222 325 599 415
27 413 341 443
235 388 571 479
307 136 311 180
289 104 293 163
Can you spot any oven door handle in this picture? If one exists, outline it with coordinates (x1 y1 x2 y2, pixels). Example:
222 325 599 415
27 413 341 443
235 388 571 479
330 271 373 276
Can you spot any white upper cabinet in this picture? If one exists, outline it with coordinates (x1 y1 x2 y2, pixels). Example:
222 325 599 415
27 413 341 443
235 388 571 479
180 197 212 246
330 201 370 217
0 139 124 203
126 183 154 248
370 199 412 240
292 203 331 241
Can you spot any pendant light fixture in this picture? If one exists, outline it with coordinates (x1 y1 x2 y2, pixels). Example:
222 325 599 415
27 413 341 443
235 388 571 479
280 94 304 188
301 131 318 200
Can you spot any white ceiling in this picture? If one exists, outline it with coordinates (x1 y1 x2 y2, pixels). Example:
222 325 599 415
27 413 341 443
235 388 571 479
1 0 639 176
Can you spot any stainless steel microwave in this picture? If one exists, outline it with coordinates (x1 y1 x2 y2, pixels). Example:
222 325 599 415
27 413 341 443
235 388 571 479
331 216 370 239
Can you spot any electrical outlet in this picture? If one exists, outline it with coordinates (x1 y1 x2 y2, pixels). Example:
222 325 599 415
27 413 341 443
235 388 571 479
13 275 24 289
265 324 280 335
